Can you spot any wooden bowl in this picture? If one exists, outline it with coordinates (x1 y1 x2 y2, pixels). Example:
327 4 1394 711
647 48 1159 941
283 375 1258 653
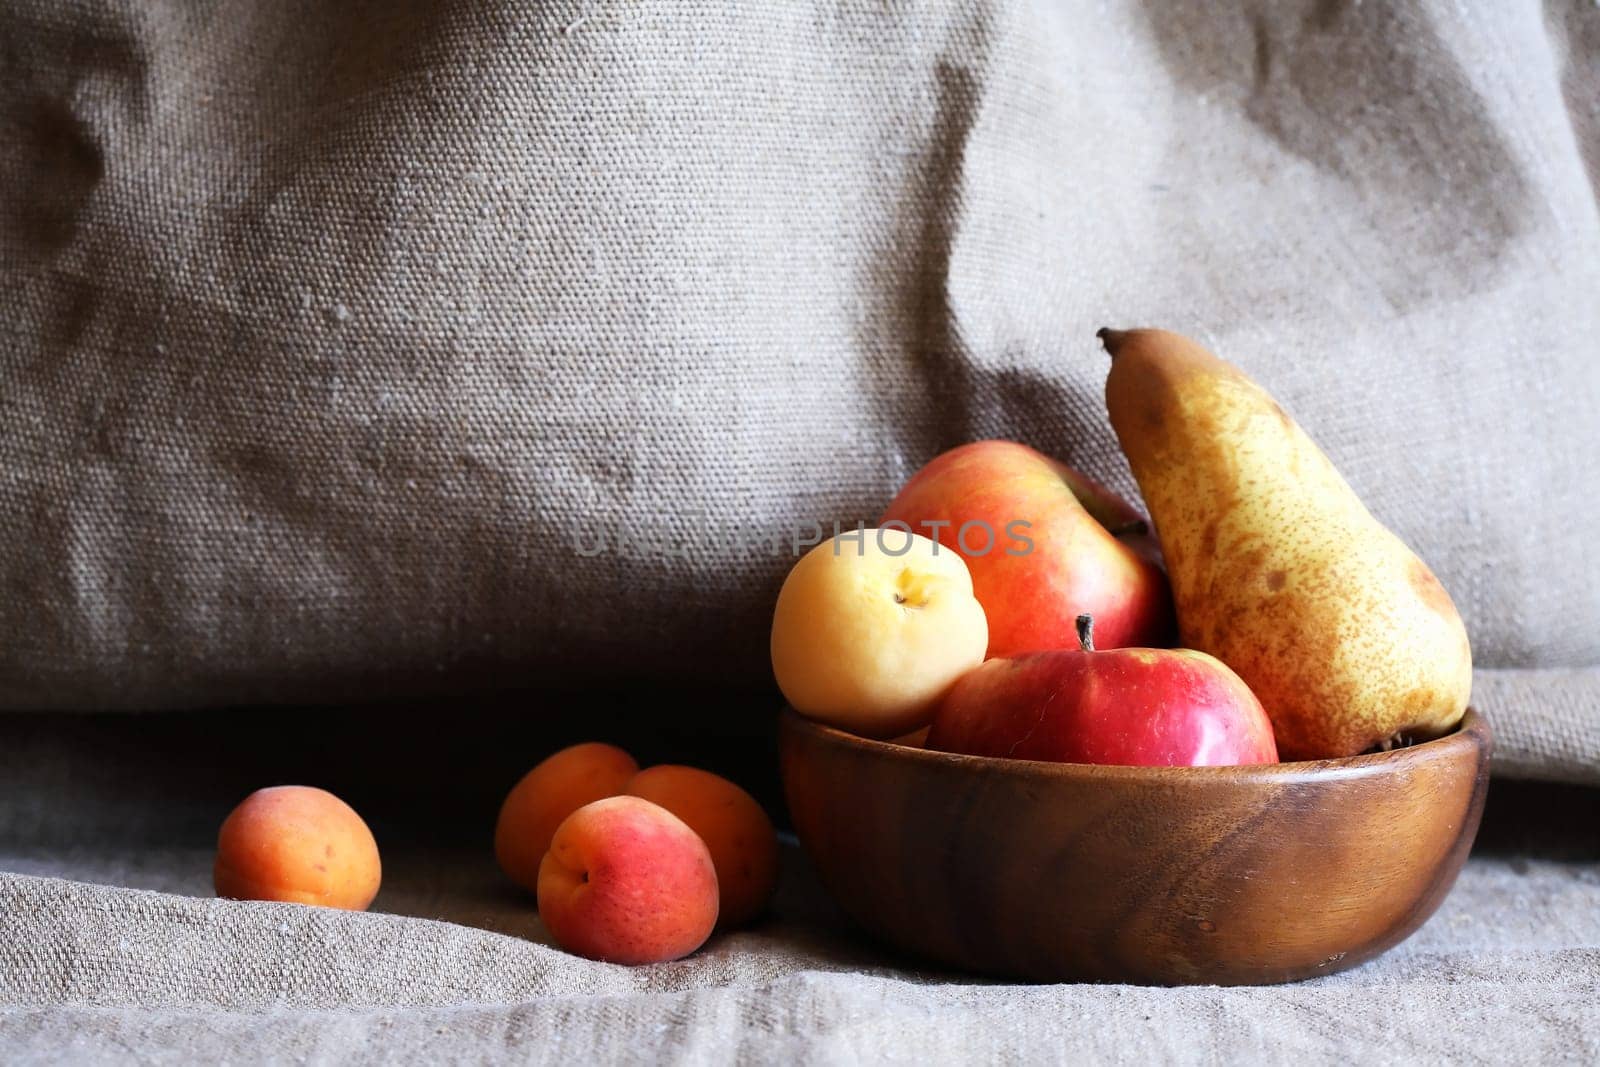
779 707 1490 985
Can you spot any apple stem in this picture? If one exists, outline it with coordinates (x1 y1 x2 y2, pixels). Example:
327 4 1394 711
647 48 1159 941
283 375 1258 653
1075 614 1095 653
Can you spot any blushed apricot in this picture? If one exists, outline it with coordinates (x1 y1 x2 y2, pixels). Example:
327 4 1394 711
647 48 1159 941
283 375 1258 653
214 786 381 911
494 742 638 893
626 765 778 927
537 796 718 964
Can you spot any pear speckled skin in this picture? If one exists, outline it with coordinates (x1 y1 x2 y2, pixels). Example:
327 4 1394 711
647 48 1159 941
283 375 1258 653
1100 328 1472 760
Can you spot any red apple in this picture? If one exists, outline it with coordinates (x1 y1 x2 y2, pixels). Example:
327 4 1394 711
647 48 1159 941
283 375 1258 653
881 440 1172 657
927 615 1277 767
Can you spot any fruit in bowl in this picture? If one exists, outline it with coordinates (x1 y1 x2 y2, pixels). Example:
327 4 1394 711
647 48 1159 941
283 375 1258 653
882 440 1173 657
1100 328 1472 758
928 614 1276 767
771 324 1483 986
769 528 988 739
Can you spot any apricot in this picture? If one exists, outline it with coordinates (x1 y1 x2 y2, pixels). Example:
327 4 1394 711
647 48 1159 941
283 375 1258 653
495 742 638 893
626 765 778 927
537 796 718 964
213 786 381 910
770 530 988 738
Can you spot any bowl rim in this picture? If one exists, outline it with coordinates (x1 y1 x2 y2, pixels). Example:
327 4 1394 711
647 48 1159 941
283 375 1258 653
780 706 1488 783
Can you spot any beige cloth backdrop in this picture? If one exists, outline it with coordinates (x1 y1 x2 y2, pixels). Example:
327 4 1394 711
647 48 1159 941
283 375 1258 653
3 0 1599 1062
3 0 1599 776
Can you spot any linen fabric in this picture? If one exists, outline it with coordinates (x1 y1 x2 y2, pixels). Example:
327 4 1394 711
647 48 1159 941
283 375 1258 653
3 1 1600 1062
2 0 1597 782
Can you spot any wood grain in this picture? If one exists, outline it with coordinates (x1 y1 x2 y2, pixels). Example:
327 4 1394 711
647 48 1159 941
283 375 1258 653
780 707 1490 985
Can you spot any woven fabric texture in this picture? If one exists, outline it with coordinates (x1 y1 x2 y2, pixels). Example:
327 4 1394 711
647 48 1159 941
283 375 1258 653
3 0 1598 782
2 0 1599 1062
1 844 1597 1063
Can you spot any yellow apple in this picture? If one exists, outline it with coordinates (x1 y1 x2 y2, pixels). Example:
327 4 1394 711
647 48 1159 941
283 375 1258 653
770 528 988 738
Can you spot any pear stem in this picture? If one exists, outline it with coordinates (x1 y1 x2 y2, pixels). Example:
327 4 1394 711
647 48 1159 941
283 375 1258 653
1097 328 1128 357
1075 614 1096 653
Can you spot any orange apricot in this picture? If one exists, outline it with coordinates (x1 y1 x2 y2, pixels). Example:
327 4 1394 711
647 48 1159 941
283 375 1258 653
213 785 381 911
625 765 779 927
494 742 638 892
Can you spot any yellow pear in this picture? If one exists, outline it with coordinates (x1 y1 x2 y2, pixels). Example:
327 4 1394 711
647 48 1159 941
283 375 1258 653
1099 328 1471 759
